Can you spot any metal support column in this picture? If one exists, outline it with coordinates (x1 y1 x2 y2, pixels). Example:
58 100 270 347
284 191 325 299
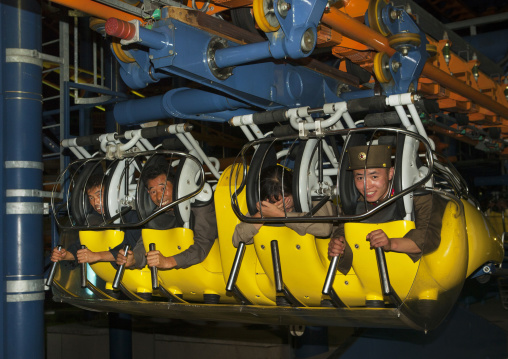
2 0 44 358
0 0 5 354
59 20 70 177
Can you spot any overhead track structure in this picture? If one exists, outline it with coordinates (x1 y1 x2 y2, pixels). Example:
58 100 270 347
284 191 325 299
48 0 508 153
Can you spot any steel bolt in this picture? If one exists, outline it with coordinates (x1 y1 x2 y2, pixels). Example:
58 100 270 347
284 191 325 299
278 0 291 17
355 244 359 249
296 245 301 250
300 29 315 53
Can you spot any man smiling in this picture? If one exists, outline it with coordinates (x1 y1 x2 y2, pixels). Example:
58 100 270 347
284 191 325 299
329 144 445 262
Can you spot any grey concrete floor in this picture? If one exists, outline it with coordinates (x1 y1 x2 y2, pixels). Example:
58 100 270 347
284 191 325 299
44 279 508 359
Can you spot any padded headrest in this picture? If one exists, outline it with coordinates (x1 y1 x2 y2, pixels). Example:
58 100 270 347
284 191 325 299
173 154 206 225
245 141 278 216
290 141 307 213
136 154 183 226
70 161 108 226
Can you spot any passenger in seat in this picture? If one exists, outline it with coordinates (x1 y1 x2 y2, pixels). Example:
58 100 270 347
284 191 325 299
232 165 351 274
50 173 141 265
328 145 445 262
116 160 218 270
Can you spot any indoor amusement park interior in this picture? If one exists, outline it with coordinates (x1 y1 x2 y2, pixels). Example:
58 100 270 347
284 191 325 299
3 0 508 357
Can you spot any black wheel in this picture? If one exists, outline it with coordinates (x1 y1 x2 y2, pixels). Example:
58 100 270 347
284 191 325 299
231 7 260 35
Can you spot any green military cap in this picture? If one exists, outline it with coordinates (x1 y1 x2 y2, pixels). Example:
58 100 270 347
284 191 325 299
347 145 392 170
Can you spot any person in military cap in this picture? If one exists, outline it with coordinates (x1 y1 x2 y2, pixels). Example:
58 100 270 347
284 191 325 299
348 144 394 204
329 144 444 262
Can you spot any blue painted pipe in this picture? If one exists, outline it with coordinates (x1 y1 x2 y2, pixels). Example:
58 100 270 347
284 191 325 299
114 87 249 125
119 62 171 90
339 89 376 101
0 1 4 353
214 41 271 68
137 26 167 50
2 0 44 358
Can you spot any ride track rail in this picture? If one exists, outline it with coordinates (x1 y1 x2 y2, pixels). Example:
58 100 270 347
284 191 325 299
52 1 508 120
50 278 424 330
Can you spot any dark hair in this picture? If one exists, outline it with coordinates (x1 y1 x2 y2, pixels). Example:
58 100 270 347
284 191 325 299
85 172 104 192
259 165 292 203
141 156 173 189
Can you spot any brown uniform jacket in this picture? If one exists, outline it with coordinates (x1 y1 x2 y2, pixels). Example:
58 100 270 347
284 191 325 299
232 201 335 247
132 203 218 269
232 202 353 275
334 193 445 263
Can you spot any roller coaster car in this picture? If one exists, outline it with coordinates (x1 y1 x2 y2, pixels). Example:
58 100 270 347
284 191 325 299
50 129 503 332
224 127 503 330
51 151 224 301
139 153 237 304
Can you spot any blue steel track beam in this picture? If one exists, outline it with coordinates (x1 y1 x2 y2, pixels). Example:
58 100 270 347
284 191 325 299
212 0 329 67
213 42 272 69
105 7 356 115
114 87 250 125
2 0 44 358
365 2 429 95
267 0 329 59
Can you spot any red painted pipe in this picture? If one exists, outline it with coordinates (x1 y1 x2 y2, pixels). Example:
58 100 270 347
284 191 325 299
105 18 136 40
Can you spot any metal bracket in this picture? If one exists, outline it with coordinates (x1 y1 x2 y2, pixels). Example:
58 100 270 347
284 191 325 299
298 121 309 138
5 161 44 170
6 202 47 215
72 83 113 104
207 37 233 81
6 189 62 199
120 20 141 46
6 48 64 68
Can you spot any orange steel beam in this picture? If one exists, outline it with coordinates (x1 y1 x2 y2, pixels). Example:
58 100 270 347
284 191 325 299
50 0 142 22
322 8 508 120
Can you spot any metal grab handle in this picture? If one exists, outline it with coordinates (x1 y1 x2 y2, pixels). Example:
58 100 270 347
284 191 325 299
112 244 131 290
375 247 391 296
149 243 158 290
80 245 87 288
226 242 246 292
270 240 284 293
322 255 341 295
46 245 62 287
